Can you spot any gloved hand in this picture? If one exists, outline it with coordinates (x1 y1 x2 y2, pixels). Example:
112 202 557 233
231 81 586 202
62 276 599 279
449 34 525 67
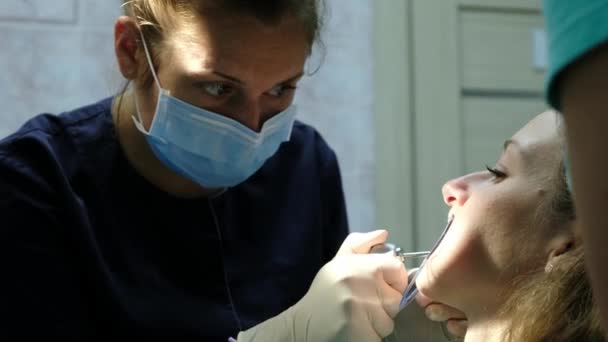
416 292 468 337
237 230 408 342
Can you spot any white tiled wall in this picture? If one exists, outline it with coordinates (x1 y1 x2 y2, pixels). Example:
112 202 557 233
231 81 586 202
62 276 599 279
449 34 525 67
0 0 376 232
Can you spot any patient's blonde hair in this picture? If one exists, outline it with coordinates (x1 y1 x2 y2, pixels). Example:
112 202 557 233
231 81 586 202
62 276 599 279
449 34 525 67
502 247 602 341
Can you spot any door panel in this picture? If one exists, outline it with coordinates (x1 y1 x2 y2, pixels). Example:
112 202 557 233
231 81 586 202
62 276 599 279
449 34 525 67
412 0 546 249
461 8 544 92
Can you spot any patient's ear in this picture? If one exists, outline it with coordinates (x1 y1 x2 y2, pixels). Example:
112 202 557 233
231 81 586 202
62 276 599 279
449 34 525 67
545 228 576 273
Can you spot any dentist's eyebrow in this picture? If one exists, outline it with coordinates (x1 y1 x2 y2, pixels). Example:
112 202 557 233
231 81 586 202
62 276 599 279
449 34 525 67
212 71 305 86
212 71 244 84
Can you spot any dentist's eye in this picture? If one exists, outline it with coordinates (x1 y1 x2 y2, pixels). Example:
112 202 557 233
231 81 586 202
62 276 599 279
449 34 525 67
485 165 507 179
201 83 233 97
267 84 296 97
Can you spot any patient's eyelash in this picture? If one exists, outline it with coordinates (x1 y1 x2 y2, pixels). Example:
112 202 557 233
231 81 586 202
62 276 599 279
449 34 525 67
485 165 507 178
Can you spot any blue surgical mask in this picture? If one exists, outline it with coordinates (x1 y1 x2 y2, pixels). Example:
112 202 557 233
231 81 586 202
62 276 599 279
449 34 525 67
132 31 297 189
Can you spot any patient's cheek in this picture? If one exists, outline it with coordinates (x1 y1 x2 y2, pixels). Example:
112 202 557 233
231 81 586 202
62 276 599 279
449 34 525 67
415 250 462 301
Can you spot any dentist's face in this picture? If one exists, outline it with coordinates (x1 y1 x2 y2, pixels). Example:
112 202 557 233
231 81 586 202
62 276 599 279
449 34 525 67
416 111 563 317
135 10 309 133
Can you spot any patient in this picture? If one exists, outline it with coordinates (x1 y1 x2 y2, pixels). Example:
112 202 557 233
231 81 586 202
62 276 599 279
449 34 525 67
416 110 603 341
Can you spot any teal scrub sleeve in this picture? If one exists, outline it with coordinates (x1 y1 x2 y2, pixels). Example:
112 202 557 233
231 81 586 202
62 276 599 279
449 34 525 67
544 0 608 110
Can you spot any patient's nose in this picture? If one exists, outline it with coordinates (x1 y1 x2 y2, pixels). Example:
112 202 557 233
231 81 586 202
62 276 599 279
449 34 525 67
442 176 470 207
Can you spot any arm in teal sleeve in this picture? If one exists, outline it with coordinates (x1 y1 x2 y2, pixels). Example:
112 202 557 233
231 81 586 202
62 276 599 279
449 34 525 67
559 39 608 332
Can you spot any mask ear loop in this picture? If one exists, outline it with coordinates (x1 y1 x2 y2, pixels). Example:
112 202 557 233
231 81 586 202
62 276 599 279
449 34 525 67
132 28 164 133
138 28 162 90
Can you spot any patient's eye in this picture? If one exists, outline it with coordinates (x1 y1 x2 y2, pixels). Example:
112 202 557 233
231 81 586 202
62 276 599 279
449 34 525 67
485 165 507 179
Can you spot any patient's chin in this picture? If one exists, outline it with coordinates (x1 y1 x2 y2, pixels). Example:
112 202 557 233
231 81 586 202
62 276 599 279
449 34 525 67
416 255 468 307
416 260 448 303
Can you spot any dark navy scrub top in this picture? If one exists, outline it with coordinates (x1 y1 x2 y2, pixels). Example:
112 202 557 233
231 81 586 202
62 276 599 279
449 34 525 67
0 97 349 341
